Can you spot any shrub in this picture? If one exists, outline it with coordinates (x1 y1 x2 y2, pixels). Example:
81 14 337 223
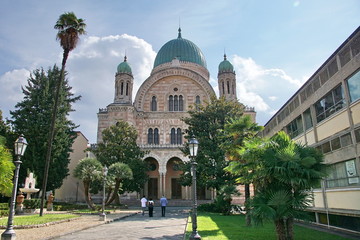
23 199 42 209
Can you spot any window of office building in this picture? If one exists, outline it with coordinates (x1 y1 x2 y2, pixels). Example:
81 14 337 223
286 115 303 138
315 85 344 123
303 108 313 130
347 70 360 103
326 159 359 188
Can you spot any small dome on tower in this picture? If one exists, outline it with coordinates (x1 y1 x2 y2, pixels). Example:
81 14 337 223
117 56 132 74
218 54 234 73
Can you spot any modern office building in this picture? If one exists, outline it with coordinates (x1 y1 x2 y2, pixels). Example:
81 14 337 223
260 27 360 232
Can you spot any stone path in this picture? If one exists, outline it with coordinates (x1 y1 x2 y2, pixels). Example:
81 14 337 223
52 207 189 240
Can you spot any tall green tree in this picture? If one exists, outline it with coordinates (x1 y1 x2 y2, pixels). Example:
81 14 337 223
223 115 263 225
92 121 148 196
181 96 244 192
41 12 86 215
0 110 17 152
231 131 325 240
10 66 81 192
0 136 14 197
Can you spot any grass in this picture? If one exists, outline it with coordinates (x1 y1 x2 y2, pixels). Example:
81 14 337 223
185 212 352 240
0 214 79 227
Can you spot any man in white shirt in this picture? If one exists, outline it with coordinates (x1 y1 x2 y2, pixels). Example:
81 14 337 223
140 196 147 216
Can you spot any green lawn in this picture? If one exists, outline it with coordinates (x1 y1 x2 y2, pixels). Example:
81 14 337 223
185 212 352 240
0 214 79 226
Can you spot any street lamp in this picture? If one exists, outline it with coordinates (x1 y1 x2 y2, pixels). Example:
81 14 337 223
1 135 28 240
99 165 108 221
189 137 201 240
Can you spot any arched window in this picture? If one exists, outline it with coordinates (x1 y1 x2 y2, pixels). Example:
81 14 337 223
126 82 129 96
171 128 176 144
174 95 179 111
179 95 183 111
170 128 182 145
222 81 225 95
232 83 235 94
121 82 124 95
154 128 159 145
176 128 182 144
227 81 230 94
195 96 201 110
169 95 174 111
148 128 153 144
148 128 159 145
151 96 157 111
169 95 183 112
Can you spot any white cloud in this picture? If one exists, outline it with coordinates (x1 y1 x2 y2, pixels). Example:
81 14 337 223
231 55 304 125
0 68 30 115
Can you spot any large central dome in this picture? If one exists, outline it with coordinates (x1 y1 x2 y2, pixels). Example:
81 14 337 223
153 28 207 68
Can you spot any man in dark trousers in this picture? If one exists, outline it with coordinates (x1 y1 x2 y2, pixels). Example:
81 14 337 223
160 195 168 217
148 198 154 217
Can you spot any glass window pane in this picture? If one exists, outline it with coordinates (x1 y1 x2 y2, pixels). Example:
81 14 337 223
304 109 313 130
347 70 360 103
340 133 352 147
331 137 341 151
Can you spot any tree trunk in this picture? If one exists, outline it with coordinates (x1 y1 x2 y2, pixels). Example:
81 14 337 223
106 179 121 205
285 217 294 240
39 49 70 216
274 219 287 240
245 183 252 226
83 181 96 210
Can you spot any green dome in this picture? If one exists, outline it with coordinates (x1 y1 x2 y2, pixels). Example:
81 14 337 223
117 56 132 74
153 28 207 68
218 54 234 73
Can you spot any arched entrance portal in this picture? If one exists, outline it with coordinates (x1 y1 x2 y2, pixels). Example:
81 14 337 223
166 157 183 199
144 157 159 199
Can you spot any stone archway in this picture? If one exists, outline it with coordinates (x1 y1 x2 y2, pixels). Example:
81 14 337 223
165 157 184 199
144 157 159 200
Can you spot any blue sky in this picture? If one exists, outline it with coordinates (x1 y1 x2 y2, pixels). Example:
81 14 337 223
1 0 359 143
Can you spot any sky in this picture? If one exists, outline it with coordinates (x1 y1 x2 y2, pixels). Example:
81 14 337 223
1 0 359 143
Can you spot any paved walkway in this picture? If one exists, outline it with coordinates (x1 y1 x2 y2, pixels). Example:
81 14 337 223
52 207 190 240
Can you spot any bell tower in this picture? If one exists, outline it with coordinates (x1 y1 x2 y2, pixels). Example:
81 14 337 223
218 54 237 100
114 56 133 104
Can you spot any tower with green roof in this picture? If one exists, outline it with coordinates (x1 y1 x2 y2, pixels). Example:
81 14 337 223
114 56 133 104
218 54 237 100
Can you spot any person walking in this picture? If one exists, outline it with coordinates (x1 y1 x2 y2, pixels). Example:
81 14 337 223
140 195 147 216
148 198 154 217
160 195 168 217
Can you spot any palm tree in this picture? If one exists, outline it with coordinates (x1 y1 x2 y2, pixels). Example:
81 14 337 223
105 162 133 205
74 158 102 210
246 131 325 240
223 115 263 225
40 12 86 216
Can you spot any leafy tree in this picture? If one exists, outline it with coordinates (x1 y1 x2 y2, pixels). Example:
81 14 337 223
92 121 148 196
181 96 244 191
41 12 86 215
105 162 133 205
0 110 17 153
233 131 325 240
0 136 14 197
10 66 80 192
223 115 263 225
74 158 102 210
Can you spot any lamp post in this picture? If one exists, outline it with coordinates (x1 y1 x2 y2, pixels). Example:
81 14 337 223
99 165 108 221
189 137 201 240
1 135 28 240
